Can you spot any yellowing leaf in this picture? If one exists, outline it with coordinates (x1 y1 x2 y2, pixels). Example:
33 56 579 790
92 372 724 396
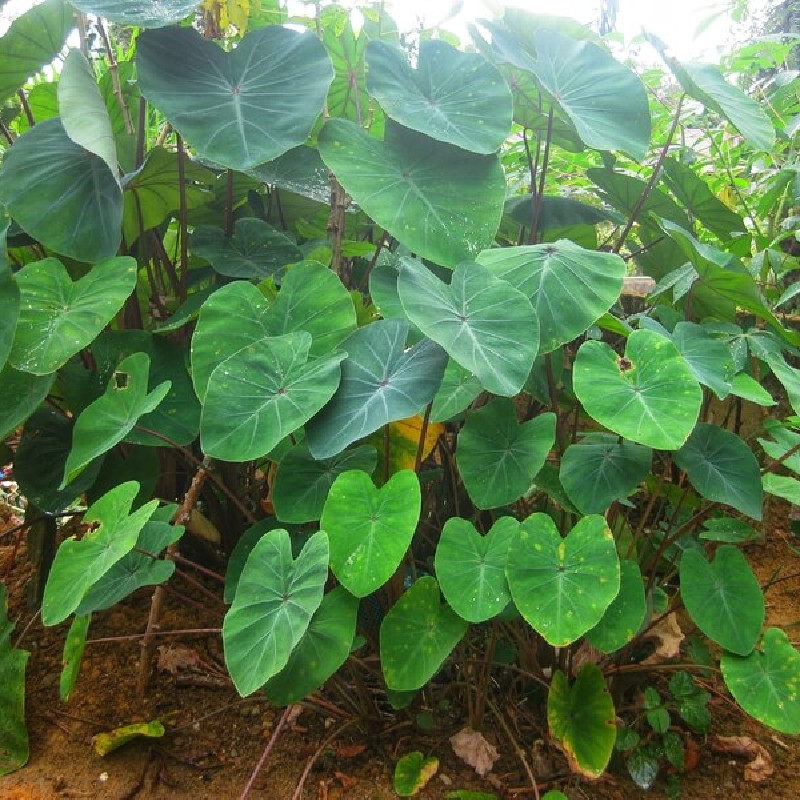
370 414 443 480
718 185 736 210
202 0 250 32
92 719 165 756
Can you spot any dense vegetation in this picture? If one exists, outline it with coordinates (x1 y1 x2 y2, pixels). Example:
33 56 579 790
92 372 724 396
1 1 800 795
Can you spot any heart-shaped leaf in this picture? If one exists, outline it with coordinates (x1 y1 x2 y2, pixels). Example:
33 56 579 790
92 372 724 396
0 119 123 262
530 29 650 160
201 332 345 462
137 26 333 171
0 0 73 104
272 443 377 524
560 433 652 515
264 586 359 706
0 365 54 440
507 513 620 646
721 628 800 734
456 399 554 509
223 529 329 696
585 560 647 653
674 423 763 520
8 257 135 375
305 320 447 459
435 517 516 623
394 751 439 797
321 469 420 597
680 546 763 656
318 119 506 267
430 360 482 423
366 39 512 153
42 482 159 626
573 329 702 450
398 258 538 397
476 240 625 354
191 218 302 280
380 576 468 691
0 583 29 777
63 353 171 485
70 0 197 27
58 48 118 179
548 664 616 778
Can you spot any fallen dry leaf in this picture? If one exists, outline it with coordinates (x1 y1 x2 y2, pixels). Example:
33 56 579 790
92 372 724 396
334 771 357 788
157 645 202 675
450 727 499 777
642 613 684 664
335 743 367 759
712 735 774 783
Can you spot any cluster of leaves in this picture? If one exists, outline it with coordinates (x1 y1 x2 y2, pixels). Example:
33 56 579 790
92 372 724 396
1 0 800 793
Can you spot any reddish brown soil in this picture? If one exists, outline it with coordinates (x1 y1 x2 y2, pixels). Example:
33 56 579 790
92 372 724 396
1 497 799 800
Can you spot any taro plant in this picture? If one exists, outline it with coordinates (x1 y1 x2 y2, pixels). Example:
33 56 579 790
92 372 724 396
2 0 800 794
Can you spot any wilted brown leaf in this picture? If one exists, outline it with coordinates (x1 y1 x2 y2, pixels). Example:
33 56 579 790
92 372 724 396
335 743 367 759
157 645 202 675
450 727 499 777
642 613 684 664
712 735 774 782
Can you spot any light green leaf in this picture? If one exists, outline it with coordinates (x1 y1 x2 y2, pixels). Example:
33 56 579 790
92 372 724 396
321 469 420 597
573 329 702 450
366 39 512 153
507 513 620 646
548 664 616 778
319 119 506 267
137 26 333 170
435 517 516 623
398 258 538 396
305 320 447 460
394 751 439 797
42 482 159 626
477 240 625 354
223 529 329 696
59 614 90 702
380 576 468 691
585 560 646 653
456 399 554 509
680 546 764 656
0 583 28 776
0 119 123 262
58 48 118 179
93 720 165 756
674 423 763 520
63 353 170 485
721 628 800 734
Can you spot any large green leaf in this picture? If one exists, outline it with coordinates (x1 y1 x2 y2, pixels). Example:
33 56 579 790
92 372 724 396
456 399 554 509
14 408 103 514
137 26 333 171
560 434 651 515
398 258 537 396
58 48 118 179
201 332 345 462
76 505 183 614
573 330 702 450
585 560 647 653
435 517 516 623
41 482 159 626
272 443 377 524
318 119 506 267
70 0 197 27
366 39 512 153
8 257 136 375
223 529 329 696
547 664 616 778
63 353 171 485
530 29 650 160
674 424 763 520
721 628 800 734
0 119 123 262
0 218 19 371
477 240 625 354
0 583 28 777
321 469 420 597
661 159 745 240
680 546 763 656
264 586 359 706
191 218 301 280
305 320 447 460
0 0 73 104
380 576 468 691
671 322 735 399
0 366 54 439
506 514 620 646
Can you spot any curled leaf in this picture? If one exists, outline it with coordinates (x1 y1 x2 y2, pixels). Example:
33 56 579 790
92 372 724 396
450 727 499 777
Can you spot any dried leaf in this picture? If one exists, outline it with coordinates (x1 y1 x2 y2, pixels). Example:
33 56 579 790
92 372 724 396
712 735 774 783
335 743 367 759
157 645 202 675
450 727 499 777
642 613 684 664
335 771 357 788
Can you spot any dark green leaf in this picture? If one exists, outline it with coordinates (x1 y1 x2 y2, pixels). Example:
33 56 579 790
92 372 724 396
0 583 28 776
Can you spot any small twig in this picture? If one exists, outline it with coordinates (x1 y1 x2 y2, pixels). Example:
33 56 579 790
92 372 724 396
176 133 190 302
240 704 298 800
87 628 221 645
529 105 554 245
18 89 35 127
98 20 133 136
486 697 540 799
291 719 358 800
413 403 433 473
